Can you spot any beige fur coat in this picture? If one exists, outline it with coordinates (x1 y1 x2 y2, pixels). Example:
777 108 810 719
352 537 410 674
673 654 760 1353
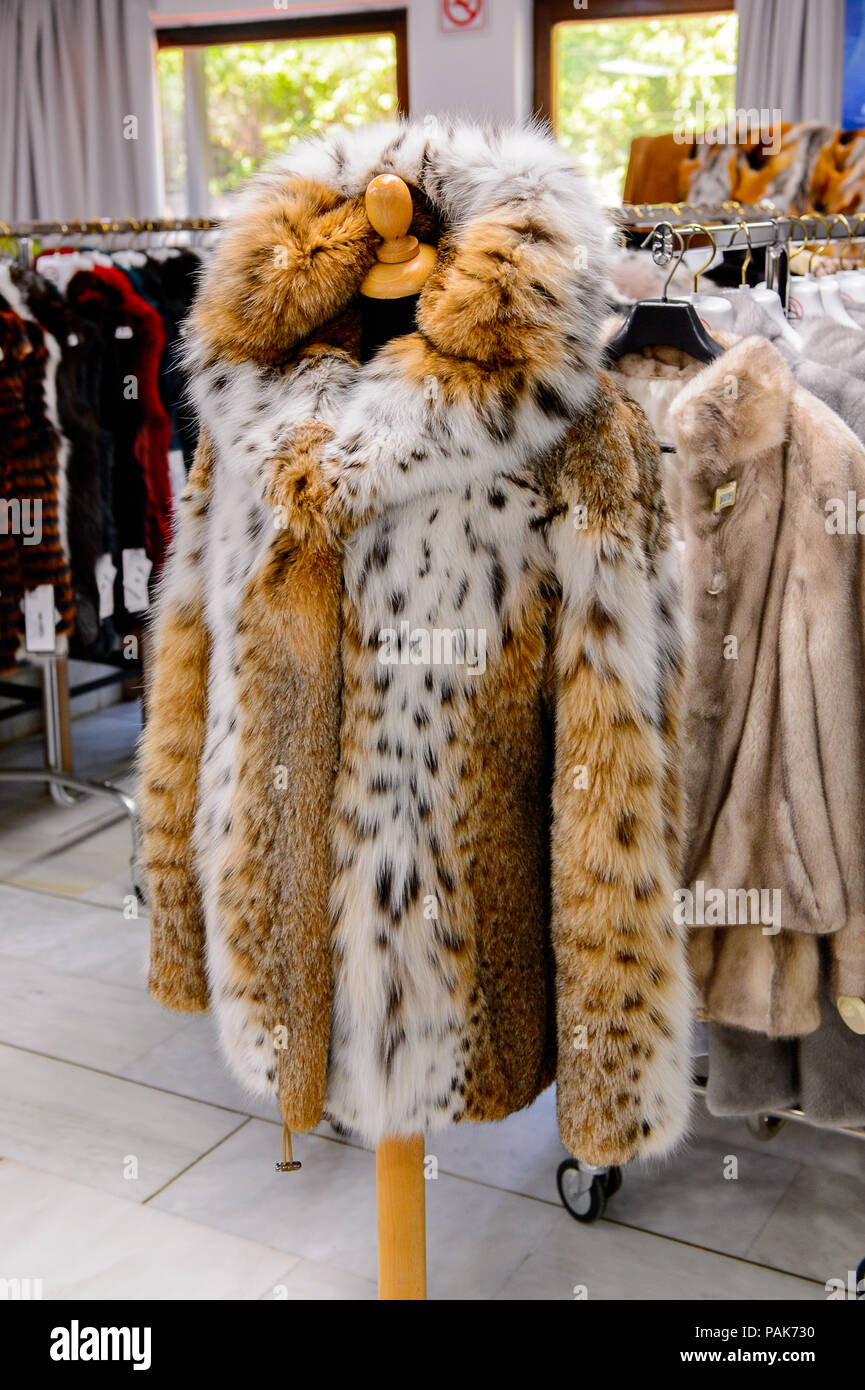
615 336 865 1039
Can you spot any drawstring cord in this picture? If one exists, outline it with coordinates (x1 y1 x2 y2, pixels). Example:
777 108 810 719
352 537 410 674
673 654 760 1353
275 1122 302 1173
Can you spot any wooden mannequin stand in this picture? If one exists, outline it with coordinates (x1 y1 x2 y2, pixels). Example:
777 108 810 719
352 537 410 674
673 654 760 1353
376 1135 426 1299
361 173 436 1300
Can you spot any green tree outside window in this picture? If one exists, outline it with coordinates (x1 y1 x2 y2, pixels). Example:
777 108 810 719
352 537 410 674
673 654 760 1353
555 15 738 206
158 36 398 216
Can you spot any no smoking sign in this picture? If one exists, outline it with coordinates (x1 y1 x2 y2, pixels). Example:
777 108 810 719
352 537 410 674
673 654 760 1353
441 0 486 32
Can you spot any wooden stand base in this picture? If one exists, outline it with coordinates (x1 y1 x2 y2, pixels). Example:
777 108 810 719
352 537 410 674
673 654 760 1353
376 1133 426 1300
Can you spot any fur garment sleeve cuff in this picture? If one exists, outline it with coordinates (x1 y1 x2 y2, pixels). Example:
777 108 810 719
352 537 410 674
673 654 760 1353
264 420 344 546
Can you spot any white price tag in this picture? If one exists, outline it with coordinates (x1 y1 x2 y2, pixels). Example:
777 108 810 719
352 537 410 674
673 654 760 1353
115 325 133 340
23 585 57 652
122 548 152 613
95 552 117 619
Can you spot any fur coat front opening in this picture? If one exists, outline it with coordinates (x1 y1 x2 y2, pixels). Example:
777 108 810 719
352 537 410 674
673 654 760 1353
139 120 693 1164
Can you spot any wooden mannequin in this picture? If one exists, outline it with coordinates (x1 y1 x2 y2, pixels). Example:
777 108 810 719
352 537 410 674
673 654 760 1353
362 173 436 1300
360 173 437 361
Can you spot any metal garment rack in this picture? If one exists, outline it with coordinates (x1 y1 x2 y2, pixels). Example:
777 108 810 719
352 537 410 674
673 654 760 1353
616 204 865 303
0 215 221 265
617 202 863 243
0 215 220 882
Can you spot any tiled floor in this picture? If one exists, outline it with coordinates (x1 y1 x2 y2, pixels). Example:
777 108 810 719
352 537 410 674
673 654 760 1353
1 703 863 1300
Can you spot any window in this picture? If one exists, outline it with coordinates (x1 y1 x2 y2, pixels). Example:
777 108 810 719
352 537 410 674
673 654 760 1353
156 12 408 218
534 1 737 206
844 0 865 128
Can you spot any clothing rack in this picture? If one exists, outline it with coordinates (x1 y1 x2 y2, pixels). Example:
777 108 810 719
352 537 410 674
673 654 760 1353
617 206 865 303
1 217 220 236
618 204 865 244
0 215 219 882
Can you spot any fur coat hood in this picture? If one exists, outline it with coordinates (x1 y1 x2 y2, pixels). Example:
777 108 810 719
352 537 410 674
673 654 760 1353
139 120 693 1163
614 335 865 1040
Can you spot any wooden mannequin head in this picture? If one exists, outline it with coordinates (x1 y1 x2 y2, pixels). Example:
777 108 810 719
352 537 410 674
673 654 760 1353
361 174 437 300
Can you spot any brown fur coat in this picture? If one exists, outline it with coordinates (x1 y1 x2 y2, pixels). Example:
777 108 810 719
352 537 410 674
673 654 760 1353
139 121 692 1162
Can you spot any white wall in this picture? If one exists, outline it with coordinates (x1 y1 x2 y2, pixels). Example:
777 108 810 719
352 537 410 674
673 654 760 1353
150 0 534 121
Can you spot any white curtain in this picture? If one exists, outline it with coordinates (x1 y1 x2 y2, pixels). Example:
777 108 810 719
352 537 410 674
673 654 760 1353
0 0 161 222
735 0 845 126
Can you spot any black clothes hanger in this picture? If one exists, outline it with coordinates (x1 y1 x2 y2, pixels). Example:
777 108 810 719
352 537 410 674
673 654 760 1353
605 299 724 363
605 223 724 365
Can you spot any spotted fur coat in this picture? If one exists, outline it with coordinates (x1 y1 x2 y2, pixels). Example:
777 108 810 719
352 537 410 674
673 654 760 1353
139 120 692 1164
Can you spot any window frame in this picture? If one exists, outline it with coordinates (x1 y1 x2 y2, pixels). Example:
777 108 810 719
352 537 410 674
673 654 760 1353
155 10 409 216
533 0 735 125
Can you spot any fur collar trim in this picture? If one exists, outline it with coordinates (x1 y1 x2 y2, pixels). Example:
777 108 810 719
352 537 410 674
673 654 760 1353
669 336 794 475
187 119 612 528
614 335 795 478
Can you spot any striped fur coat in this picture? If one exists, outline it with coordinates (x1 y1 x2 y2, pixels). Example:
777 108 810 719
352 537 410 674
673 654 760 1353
139 121 692 1164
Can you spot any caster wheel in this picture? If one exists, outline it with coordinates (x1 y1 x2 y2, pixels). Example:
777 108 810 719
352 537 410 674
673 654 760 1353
857 1257 864 1300
746 1113 786 1141
557 1159 607 1224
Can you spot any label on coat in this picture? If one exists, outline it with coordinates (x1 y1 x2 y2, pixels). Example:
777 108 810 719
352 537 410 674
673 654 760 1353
168 448 186 502
122 548 152 613
23 586 56 652
95 553 117 619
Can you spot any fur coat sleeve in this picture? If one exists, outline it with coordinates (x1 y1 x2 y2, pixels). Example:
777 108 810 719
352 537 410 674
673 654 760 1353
140 428 213 1012
783 389 865 1011
543 378 692 1163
